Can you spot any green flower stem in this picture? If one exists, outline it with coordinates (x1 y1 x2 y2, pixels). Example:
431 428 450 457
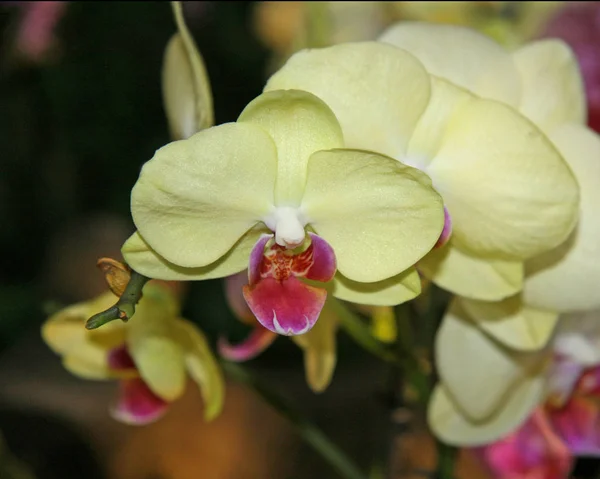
434 440 457 479
424 286 456 479
221 360 369 479
331 299 430 402
0 435 36 479
85 271 149 329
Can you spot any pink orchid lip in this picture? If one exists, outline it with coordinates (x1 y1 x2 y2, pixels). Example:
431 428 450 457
224 271 255 324
243 232 336 336
110 377 169 426
475 409 573 479
107 344 169 425
547 365 600 456
218 326 278 362
434 207 452 249
107 344 137 371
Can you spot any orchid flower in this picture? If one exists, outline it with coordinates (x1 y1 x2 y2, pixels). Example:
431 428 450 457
41 281 224 425
219 270 339 393
264 39 579 303
121 85 444 336
475 332 600 479
377 24 600 444
429 310 600 448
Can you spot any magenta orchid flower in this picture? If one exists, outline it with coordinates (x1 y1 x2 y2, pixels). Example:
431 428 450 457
476 357 600 479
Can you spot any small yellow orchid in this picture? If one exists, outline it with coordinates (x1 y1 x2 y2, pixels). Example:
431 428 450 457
42 281 224 425
121 86 444 336
265 39 579 302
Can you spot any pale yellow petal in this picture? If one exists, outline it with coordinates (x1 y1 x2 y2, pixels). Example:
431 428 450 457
122 226 270 281
327 267 421 306
524 124 600 312
163 2 213 140
238 89 343 205
265 42 431 159
512 39 585 132
428 379 545 446
42 291 126 356
62 344 121 380
303 149 444 283
406 76 473 169
436 300 547 421
460 297 559 351
427 85 579 260
131 122 277 268
291 304 338 393
379 22 520 106
172 319 225 421
126 286 186 401
419 242 523 301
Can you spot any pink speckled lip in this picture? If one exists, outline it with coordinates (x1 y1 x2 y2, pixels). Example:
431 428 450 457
243 232 336 336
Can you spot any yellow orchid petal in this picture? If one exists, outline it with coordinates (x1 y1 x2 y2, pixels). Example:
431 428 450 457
327 267 421 306
172 319 225 421
238 89 343 205
406 75 473 168
524 124 600 312
163 3 213 140
428 379 545 446
303 149 444 283
42 291 129 380
62 344 123 381
436 300 547 421
379 22 520 106
126 284 186 402
42 292 127 354
426 81 579 260
512 40 585 132
131 122 277 268
419 242 523 301
265 42 431 159
122 225 270 281
460 297 559 351
291 303 338 393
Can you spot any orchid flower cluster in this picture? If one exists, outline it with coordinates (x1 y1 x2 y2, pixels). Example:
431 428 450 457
41 2 600 477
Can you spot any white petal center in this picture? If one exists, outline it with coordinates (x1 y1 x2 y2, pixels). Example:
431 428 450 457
263 206 307 249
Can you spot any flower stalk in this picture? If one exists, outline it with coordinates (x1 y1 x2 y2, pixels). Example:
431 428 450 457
85 270 149 329
221 360 369 479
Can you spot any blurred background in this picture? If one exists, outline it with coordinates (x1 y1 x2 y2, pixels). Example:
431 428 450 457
0 2 599 478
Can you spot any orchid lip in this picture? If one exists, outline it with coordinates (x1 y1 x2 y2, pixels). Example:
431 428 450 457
243 232 336 336
273 311 311 336
263 206 307 249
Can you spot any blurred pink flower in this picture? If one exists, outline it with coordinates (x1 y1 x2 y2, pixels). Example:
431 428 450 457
475 360 600 478
6 1 67 62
